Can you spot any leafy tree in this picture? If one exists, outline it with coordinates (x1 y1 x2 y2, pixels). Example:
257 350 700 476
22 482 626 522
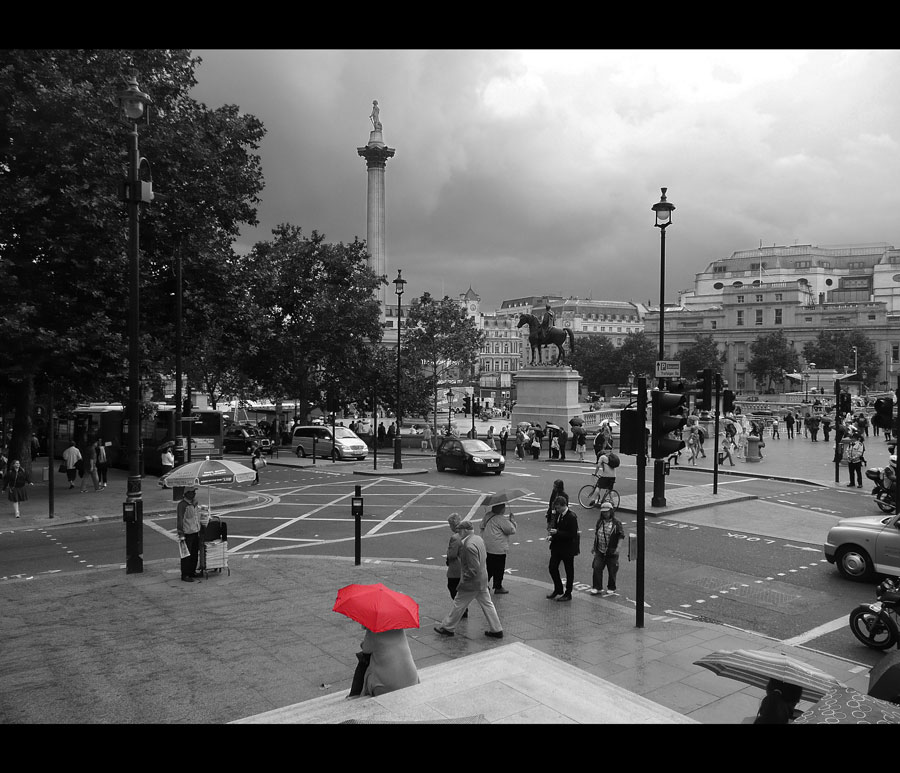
747 330 799 391
802 331 881 388
238 225 384 416
676 334 724 377
569 336 616 393
0 49 264 468
612 332 658 386
403 293 484 436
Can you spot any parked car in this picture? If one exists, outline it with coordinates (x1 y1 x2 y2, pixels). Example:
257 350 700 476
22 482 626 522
436 437 504 475
223 425 273 455
290 425 368 461
824 511 900 581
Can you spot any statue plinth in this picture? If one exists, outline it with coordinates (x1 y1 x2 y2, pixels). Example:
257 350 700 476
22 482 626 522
367 130 385 148
511 367 583 430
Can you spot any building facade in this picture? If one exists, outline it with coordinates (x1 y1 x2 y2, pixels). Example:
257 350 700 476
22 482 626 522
643 242 900 392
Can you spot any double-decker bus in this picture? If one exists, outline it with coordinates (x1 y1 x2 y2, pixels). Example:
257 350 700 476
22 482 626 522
60 403 224 474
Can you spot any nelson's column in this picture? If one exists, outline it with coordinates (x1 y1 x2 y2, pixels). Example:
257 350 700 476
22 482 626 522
357 100 396 313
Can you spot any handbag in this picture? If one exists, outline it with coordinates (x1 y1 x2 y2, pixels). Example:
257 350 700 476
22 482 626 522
58 463 66 474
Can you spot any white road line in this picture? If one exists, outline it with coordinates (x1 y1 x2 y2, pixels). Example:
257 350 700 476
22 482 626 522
782 616 847 646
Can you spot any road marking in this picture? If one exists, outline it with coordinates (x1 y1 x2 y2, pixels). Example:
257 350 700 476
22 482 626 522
782 616 847 646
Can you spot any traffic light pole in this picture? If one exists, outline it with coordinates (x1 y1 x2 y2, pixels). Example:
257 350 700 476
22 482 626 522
636 377 647 629
713 373 721 495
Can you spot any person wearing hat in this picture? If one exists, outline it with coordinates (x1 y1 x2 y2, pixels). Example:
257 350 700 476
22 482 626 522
590 502 626 597
434 519 503 638
176 486 203 582
480 502 516 594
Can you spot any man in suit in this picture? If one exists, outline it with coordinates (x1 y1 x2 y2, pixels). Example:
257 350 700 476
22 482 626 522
547 492 579 602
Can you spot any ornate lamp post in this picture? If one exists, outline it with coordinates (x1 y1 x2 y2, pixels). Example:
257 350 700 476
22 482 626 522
118 69 153 574
392 269 407 470
651 187 675 508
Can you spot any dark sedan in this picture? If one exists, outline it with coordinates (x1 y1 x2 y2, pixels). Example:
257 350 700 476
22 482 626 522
436 437 505 475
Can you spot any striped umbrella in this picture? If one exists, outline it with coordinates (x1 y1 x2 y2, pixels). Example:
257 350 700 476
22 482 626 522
693 649 844 703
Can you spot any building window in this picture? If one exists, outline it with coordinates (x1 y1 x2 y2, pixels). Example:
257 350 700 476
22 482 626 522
755 294 763 303
713 265 727 273
736 310 744 326
755 309 763 326
893 345 899 363
774 309 782 325
868 314 876 321
848 260 865 269
736 295 744 303
775 293 783 301
795 260 811 268
711 320 717 330
805 316 813 322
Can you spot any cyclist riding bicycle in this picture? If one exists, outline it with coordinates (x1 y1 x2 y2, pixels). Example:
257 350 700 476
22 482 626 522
588 451 617 503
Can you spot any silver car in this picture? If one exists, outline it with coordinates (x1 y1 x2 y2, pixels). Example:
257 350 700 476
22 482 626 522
290 425 368 461
824 512 900 581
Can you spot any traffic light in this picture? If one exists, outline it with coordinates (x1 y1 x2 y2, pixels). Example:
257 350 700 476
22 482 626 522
619 408 648 456
463 395 471 415
651 390 687 459
839 391 852 416
691 369 713 413
872 397 895 431
723 389 735 415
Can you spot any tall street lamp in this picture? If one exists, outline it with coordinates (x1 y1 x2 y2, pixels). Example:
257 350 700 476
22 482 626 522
807 362 816 400
392 269 407 470
118 70 153 574
651 187 675 508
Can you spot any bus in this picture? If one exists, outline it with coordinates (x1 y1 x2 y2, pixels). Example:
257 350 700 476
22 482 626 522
60 403 224 474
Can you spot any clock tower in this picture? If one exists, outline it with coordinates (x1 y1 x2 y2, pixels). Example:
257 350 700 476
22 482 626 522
461 286 480 319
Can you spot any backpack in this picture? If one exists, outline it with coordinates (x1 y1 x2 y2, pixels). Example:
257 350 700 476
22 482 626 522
606 452 620 469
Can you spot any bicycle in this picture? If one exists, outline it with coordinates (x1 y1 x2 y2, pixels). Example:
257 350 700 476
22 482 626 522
577 474 620 510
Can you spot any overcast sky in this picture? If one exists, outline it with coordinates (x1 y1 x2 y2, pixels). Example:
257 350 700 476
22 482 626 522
188 49 900 312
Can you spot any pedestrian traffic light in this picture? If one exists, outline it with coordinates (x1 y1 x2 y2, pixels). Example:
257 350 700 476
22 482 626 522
651 390 687 459
723 389 735 415
872 397 895 431
691 369 713 412
619 408 649 456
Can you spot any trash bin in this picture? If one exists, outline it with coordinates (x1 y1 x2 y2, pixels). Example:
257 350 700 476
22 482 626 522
41 466 49 481
746 436 765 463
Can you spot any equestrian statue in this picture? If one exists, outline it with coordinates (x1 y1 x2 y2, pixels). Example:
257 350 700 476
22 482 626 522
517 312 575 366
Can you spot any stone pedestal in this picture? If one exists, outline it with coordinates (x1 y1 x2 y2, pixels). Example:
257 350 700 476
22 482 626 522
511 366 583 429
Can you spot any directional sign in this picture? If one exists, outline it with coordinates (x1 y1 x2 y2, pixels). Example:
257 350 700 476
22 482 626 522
655 360 681 378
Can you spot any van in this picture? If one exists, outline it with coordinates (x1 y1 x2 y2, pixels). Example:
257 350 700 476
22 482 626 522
290 425 368 461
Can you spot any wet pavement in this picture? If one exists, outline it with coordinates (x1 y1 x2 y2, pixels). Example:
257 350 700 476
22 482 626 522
0 432 889 724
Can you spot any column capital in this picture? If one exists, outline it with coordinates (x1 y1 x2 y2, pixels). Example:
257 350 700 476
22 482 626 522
357 144 396 169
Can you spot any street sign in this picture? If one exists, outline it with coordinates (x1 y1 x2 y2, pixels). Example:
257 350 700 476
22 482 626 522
655 361 681 378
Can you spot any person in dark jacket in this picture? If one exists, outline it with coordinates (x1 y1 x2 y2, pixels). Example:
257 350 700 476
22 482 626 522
545 479 566 533
546 492 579 602
590 502 626 597
3 459 34 518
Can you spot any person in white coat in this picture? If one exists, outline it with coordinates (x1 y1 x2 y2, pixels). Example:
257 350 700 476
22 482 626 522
480 502 516 594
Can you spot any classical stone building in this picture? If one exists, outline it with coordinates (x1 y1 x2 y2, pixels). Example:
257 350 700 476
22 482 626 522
643 242 900 392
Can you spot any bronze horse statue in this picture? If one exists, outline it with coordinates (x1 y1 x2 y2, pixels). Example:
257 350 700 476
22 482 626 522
517 313 575 366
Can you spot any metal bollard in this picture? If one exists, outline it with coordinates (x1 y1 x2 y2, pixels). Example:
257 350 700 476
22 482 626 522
351 484 363 566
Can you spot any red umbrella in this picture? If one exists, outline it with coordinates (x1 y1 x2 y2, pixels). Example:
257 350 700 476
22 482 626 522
333 583 420 633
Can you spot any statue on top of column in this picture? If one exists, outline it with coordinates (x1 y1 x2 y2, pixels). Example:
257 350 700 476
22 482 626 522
369 100 382 131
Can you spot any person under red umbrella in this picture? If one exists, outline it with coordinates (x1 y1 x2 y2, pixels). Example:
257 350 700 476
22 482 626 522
334 583 421 698
350 624 420 698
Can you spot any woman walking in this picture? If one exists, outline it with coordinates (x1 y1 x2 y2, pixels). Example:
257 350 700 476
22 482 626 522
3 459 34 518
80 440 101 492
96 439 109 488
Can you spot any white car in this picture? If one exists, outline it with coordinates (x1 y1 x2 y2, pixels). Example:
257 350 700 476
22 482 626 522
824 512 900 581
